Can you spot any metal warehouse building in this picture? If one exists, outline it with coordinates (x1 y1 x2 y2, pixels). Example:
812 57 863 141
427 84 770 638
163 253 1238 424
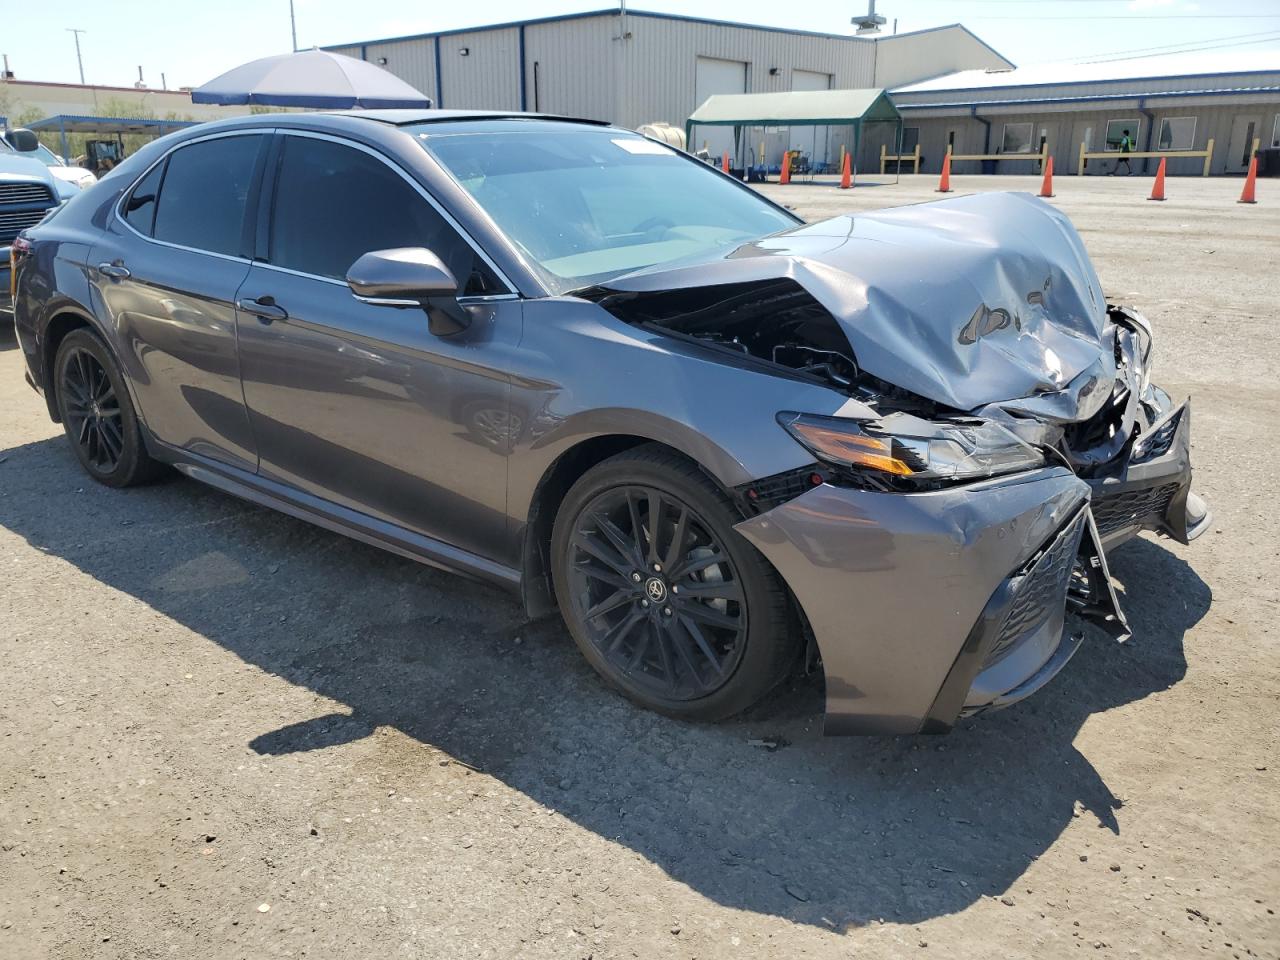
888 52 1280 177
325 8 1012 170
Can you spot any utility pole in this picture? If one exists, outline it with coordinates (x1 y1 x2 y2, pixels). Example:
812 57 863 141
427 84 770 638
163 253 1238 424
67 28 87 84
289 0 298 52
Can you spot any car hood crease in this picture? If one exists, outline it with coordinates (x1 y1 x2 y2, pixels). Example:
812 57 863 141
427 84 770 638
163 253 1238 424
596 192 1117 415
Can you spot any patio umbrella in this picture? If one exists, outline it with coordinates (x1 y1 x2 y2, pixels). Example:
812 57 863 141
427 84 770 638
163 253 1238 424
191 49 431 109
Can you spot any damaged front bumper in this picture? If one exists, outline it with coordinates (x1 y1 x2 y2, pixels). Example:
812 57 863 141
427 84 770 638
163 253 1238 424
736 468 1134 736
1087 395 1212 551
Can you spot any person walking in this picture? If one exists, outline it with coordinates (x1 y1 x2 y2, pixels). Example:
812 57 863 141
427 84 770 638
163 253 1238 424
1113 129 1134 175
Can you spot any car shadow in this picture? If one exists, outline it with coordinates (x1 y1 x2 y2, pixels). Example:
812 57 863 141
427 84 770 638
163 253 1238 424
0 322 17 351
0 434 1211 929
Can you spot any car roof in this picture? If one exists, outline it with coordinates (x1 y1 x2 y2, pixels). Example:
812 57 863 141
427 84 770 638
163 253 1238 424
335 108 611 128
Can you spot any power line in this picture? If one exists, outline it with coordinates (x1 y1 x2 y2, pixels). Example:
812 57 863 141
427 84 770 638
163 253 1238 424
971 13 1280 19
1082 33 1280 63
1056 28 1280 62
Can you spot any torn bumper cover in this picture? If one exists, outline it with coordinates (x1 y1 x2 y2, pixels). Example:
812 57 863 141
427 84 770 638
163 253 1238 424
736 468 1131 736
1087 396 1211 551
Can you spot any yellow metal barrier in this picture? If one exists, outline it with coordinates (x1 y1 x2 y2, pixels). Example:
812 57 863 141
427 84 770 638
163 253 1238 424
879 143 921 175
1076 138 1216 176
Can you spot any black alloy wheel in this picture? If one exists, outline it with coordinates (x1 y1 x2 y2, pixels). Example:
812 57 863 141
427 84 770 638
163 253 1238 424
61 344 124 473
567 484 748 700
54 328 161 487
552 446 795 721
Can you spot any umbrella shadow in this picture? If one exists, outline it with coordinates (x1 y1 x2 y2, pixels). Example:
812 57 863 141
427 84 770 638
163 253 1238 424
0 433 1210 928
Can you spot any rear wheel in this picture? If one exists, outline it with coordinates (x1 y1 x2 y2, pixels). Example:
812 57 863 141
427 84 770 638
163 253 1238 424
551 446 795 721
54 329 160 487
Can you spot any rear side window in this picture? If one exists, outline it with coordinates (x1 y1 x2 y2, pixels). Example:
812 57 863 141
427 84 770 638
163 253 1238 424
268 135 500 293
151 135 264 257
123 161 165 236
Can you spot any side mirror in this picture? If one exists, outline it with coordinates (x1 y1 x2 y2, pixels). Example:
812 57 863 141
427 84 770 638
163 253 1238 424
4 128 40 153
346 247 469 336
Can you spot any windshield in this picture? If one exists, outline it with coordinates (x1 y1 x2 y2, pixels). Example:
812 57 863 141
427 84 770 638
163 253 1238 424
413 123 798 293
0 139 65 167
35 144 65 167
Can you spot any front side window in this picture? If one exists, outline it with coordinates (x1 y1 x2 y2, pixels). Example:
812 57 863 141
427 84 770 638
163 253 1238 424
152 135 264 256
268 135 499 294
1158 117 1196 152
1000 123 1033 154
1105 119 1140 152
415 123 799 293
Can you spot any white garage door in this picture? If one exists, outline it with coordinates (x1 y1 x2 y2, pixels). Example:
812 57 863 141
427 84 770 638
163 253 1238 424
791 69 831 170
693 57 747 163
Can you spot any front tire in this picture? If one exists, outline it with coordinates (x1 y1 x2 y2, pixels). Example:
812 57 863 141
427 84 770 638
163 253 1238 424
551 445 795 722
54 328 161 487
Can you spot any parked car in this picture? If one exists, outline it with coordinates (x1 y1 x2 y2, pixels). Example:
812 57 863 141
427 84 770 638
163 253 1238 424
2 128 65 316
0 128 97 198
11 111 1210 734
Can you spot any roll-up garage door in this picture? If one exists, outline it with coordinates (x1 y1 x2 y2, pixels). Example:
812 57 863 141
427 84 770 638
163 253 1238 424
693 57 747 162
792 69 832 170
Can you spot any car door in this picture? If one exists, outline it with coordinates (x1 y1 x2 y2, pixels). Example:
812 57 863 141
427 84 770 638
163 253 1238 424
90 131 269 472
234 131 521 562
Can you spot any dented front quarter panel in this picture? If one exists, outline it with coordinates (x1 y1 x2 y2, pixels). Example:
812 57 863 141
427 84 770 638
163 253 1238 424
735 467 1090 735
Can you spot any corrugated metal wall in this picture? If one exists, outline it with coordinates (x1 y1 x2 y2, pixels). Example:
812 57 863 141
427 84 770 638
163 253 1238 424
617 14 874 131
330 40 439 104
439 27 523 110
524 15 619 121
873 27 1012 90
899 98 1280 176
897 70 1280 106
332 12 885 169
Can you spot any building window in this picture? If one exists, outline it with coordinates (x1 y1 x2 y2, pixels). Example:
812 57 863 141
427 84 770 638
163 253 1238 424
1158 117 1196 151
999 122 1033 154
1272 113 1280 148
1104 119 1141 152
900 127 920 152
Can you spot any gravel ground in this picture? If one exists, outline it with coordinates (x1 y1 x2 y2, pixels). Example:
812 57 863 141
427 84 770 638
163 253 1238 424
1 172 1277 959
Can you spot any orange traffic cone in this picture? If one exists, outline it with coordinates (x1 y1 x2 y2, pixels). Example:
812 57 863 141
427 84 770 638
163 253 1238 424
1148 157 1167 201
779 151 791 185
839 152 852 189
1038 155 1055 198
1239 155 1258 204
721 151 730 174
936 153 953 193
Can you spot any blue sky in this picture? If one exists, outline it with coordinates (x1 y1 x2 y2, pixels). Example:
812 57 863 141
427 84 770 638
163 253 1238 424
2 0 1278 89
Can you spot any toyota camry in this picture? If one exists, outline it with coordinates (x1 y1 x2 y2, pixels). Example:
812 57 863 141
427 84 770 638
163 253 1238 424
10 110 1210 734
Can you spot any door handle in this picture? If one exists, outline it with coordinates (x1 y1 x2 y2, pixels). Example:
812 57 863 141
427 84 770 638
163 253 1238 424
97 262 131 280
236 296 288 323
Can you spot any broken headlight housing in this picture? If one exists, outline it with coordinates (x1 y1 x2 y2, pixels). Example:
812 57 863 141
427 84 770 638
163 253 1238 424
778 411 1046 490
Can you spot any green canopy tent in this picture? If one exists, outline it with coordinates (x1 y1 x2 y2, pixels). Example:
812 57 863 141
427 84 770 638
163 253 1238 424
685 88 903 182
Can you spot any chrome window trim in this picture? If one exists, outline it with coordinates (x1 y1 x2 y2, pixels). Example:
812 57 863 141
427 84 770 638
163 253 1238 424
268 129 519 297
113 128 273 264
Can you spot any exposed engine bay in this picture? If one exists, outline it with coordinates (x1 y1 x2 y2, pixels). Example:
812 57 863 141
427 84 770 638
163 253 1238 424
583 278 946 419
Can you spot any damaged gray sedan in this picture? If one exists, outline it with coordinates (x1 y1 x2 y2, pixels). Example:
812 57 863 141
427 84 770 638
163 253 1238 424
12 112 1209 735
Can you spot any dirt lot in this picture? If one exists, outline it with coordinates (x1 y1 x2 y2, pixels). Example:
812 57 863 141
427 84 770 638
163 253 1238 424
1 172 1277 959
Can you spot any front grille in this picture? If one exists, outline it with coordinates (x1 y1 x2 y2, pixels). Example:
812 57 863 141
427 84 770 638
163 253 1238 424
985 511 1087 666
0 182 55 206
0 208 52 243
1092 482 1179 537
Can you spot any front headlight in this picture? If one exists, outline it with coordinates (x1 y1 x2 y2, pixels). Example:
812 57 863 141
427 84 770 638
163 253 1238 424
778 411 1046 489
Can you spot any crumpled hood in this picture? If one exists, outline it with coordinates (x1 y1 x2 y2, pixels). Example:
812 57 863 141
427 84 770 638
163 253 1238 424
600 192 1116 416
